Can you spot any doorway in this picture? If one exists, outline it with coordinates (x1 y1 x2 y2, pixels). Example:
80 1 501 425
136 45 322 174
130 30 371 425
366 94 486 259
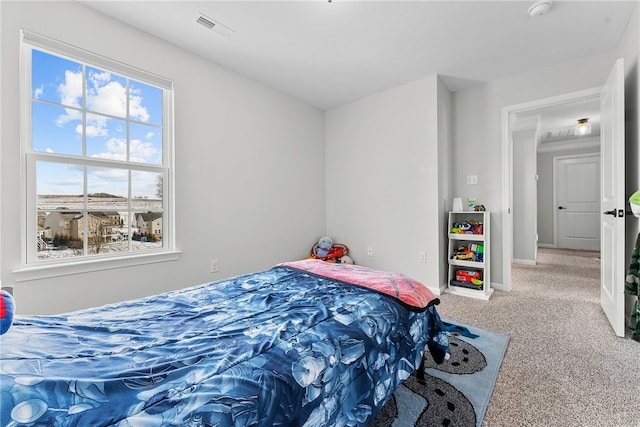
501 87 601 291
502 60 626 337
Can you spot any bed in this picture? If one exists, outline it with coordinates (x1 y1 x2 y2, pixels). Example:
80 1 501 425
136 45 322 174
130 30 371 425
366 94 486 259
0 260 449 427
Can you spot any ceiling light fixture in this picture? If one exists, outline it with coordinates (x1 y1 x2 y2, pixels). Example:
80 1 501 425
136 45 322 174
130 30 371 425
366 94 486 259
528 0 552 17
574 118 592 136
196 13 235 38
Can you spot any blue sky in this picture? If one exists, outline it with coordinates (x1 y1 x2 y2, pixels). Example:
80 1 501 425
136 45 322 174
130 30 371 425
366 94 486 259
32 49 163 199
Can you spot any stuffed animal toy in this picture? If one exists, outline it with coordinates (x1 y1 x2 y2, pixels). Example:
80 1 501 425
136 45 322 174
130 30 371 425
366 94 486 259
340 255 354 264
326 244 348 262
314 237 333 258
0 290 15 335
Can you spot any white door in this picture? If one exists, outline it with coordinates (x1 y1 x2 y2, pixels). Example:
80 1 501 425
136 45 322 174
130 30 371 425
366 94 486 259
555 155 600 251
600 58 625 337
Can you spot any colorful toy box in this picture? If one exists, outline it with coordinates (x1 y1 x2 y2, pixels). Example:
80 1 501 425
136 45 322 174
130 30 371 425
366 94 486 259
450 269 484 290
455 269 482 283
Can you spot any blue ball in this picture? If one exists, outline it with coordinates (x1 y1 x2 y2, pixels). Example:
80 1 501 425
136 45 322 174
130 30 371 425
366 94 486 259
1 290 15 335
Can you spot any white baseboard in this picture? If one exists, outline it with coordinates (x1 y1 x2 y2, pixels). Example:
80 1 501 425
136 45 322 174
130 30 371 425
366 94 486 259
431 284 447 296
513 259 537 266
491 282 506 291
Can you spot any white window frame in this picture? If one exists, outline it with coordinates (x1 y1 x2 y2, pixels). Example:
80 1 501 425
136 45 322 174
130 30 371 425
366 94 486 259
14 30 179 282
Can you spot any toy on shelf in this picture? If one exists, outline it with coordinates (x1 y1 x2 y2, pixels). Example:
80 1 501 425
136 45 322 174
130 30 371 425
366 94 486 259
452 243 484 262
469 243 484 262
450 220 484 235
450 267 484 289
454 269 483 286
453 245 475 261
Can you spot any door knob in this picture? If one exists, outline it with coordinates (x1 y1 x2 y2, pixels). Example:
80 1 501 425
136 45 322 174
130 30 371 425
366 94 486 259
558 206 566 210
603 209 617 217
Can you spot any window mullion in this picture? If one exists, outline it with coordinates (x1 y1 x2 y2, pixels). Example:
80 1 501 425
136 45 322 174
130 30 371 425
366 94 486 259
126 78 131 252
126 78 131 163
128 170 133 252
82 63 87 158
83 166 88 256
82 64 88 256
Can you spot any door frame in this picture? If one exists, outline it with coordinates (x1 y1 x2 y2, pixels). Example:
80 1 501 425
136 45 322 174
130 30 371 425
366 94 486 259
553 153 601 249
511 116 540 266
501 87 601 291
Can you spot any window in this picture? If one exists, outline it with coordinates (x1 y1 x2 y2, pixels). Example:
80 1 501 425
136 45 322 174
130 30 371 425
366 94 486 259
18 30 177 278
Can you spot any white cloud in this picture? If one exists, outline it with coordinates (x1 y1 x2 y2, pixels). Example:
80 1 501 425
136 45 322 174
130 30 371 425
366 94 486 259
87 80 127 118
105 138 127 155
91 137 127 161
129 88 150 122
85 70 150 123
130 139 158 163
92 168 128 182
89 69 111 86
58 70 82 107
85 115 109 137
56 107 82 127
34 85 44 99
90 137 157 164
54 70 83 126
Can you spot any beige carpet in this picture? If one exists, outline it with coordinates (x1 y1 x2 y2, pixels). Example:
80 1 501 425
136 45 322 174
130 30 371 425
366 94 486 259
436 247 640 427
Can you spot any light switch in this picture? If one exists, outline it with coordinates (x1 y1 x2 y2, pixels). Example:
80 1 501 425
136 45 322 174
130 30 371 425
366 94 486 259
467 175 478 185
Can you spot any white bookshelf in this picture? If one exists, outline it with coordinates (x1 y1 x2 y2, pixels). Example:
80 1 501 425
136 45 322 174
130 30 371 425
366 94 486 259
446 211 493 300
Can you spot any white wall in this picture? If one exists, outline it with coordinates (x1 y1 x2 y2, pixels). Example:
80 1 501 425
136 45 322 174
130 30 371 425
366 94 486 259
437 77 454 290
453 49 622 287
325 75 452 293
1 1 326 314
512 127 537 264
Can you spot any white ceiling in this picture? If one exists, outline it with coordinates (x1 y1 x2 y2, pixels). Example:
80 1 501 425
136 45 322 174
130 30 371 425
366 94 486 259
78 0 636 138
519 96 602 143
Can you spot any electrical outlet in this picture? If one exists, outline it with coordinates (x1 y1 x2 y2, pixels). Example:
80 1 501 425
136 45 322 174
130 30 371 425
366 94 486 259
367 246 374 257
419 251 426 263
467 175 478 185
210 259 219 273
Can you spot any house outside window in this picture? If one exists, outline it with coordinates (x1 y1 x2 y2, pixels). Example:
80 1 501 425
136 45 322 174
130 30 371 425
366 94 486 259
18 30 177 278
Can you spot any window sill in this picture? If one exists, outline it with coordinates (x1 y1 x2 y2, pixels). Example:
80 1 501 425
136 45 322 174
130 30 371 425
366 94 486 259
12 250 182 282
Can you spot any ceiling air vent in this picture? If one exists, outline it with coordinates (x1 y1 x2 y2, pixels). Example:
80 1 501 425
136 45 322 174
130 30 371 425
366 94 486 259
196 13 234 38
547 128 574 139
196 15 216 30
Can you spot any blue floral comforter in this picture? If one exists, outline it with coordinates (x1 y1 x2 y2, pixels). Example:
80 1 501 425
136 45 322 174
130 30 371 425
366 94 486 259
1 264 449 427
